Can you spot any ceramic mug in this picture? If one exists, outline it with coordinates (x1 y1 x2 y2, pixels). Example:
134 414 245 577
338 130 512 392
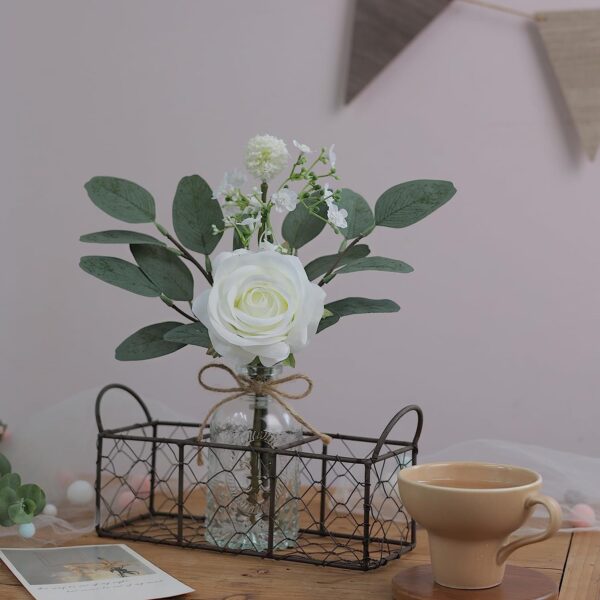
397 461 562 590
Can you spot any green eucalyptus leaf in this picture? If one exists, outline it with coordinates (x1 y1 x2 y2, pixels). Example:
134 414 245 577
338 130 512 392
233 229 245 251
282 201 327 250
84 177 155 223
338 189 375 239
17 484 45 516
304 244 370 281
336 257 414 275
172 175 223 254
0 454 10 477
131 244 194 301
0 487 18 526
163 322 211 347
8 499 36 525
325 297 400 317
0 473 20 491
79 256 160 297
375 180 456 228
317 314 340 333
116 322 186 361
80 230 166 246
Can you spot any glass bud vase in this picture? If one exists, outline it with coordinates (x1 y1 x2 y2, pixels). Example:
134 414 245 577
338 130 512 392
205 363 302 551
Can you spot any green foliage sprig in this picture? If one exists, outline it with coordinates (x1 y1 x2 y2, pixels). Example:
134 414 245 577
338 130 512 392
80 136 456 362
0 454 46 528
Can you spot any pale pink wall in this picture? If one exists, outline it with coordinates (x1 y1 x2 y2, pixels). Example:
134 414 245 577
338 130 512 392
1 0 599 455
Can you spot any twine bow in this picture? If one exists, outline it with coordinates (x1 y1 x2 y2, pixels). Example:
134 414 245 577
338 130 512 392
196 363 332 465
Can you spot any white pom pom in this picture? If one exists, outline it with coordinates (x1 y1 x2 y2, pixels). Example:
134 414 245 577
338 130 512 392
66 480 94 505
19 523 36 538
42 503 58 517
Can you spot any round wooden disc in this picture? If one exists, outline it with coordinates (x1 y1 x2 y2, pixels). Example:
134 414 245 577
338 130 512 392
391 565 558 600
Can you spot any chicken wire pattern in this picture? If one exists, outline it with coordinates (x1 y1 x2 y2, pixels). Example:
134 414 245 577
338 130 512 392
95 384 423 570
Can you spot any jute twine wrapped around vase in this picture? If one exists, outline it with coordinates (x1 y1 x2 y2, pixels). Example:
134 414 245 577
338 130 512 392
196 363 332 465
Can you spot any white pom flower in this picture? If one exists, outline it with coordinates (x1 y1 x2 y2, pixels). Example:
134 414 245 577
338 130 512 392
327 203 348 229
293 139 312 153
271 188 299 213
214 169 246 201
193 250 326 366
328 144 336 168
245 134 289 181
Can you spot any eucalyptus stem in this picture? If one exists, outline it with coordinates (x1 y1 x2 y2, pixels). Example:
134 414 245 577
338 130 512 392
160 294 198 322
317 235 364 287
155 222 213 285
170 304 198 322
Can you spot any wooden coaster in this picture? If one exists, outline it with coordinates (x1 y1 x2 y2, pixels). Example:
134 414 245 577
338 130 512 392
391 565 558 600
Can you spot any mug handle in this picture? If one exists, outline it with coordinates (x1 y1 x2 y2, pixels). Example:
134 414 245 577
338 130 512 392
496 494 562 565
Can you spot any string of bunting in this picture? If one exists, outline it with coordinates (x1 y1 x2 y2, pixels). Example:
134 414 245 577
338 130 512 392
346 0 600 160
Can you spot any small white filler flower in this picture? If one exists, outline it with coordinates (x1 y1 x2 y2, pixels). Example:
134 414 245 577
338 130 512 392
214 169 246 201
293 139 312 153
327 203 348 229
271 188 299 213
328 144 337 168
245 134 289 181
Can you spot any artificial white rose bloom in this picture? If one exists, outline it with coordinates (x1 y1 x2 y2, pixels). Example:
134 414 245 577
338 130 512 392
192 250 326 366
293 139 312 153
328 203 348 229
245 134 289 181
214 169 246 201
271 188 299 213
328 144 336 168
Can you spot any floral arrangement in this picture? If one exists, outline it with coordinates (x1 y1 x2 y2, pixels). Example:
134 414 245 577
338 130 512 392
0 453 46 537
80 134 455 366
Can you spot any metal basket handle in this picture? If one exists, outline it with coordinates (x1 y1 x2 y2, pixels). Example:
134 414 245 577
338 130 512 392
95 383 153 433
371 404 423 461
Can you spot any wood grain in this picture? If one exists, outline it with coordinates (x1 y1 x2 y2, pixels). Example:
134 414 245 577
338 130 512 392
559 531 600 600
0 529 574 600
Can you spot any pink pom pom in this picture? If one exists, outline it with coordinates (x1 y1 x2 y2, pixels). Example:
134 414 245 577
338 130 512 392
115 490 137 511
570 503 596 528
131 475 151 499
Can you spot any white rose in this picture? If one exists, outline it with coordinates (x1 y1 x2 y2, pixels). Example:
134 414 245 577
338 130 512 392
192 250 326 366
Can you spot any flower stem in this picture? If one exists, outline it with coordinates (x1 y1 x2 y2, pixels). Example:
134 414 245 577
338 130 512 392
317 235 364 287
257 182 273 245
155 222 213 285
248 394 267 516
160 295 198 322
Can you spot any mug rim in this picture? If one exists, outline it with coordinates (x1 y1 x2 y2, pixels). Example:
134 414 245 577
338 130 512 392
398 461 542 492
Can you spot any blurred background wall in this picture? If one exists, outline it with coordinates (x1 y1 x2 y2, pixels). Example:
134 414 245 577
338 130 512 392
1 0 599 455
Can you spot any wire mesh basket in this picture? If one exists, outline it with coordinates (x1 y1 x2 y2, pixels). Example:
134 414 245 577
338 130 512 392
95 384 423 570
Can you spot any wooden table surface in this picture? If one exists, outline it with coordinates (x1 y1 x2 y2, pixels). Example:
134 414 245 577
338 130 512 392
0 529 597 599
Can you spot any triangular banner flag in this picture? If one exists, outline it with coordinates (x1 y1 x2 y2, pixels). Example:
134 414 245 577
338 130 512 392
346 0 451 103
536 10 600 160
